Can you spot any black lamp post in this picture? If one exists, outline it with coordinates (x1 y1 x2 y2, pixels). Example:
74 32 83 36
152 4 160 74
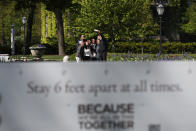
156 3 164 55
22 16 27 55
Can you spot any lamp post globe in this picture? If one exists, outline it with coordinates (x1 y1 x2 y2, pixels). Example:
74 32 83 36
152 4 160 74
157 4 164 16
22 16 27 24
157 3 164 55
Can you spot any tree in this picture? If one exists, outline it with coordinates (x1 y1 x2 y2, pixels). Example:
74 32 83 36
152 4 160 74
73 0 157 42
181 2 196 34
15 0 41 53
0 1 16 45
42 0 74 56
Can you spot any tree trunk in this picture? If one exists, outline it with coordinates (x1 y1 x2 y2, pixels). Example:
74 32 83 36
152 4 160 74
26 5 36 53
54 8 65 56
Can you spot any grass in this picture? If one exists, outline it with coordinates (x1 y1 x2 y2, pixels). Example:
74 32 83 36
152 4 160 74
42 55 64 61
9 53 196 62
10 55 64 61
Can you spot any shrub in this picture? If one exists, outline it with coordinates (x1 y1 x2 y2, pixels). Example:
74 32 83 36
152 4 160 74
109 42 196 54
43 44 58 55
0 44 11 54
2 40 196 55
42 37 76 55
64 38 76 55
0 40 24 55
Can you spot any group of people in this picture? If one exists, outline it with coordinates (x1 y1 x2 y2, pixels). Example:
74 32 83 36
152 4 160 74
75 33 108 62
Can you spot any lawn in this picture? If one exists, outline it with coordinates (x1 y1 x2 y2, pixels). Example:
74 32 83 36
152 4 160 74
10 55 64 62
9 53 196 62
69 53 196 61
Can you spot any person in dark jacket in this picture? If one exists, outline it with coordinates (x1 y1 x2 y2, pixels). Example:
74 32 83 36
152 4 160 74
96 39 102 61
96 33 108 61
76 34 85 48
76 34 85 62
76 41 85 62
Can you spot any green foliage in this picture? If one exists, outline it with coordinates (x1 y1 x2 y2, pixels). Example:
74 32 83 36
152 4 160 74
110 42 196 54
64 37 76 54
0 1 16 45
31 3 42 44
0 0 42 51
42 0 77 55
51 13 56 36
181 3 196 34
44 44 58 55
0 39 25 54
45 37 58 45
42 37 58 54
15 0 42 46
0 44 11 54
42 0 73 12
168 0 181 6
72 0 158 41
41 3 47 43
41 4 57 43
14 0 40 9
47 12 53 37
41 55 64 61
43 37 76 55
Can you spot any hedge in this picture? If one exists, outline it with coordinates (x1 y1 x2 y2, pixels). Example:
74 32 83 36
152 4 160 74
43 43 76 55
43 37 76 55
0 40 23 55
1 41 196 55
108 42 196 54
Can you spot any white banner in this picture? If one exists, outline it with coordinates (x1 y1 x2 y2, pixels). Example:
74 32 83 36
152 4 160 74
0 62 196 131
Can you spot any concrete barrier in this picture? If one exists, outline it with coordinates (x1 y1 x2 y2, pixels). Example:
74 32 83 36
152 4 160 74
0 54 9 62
